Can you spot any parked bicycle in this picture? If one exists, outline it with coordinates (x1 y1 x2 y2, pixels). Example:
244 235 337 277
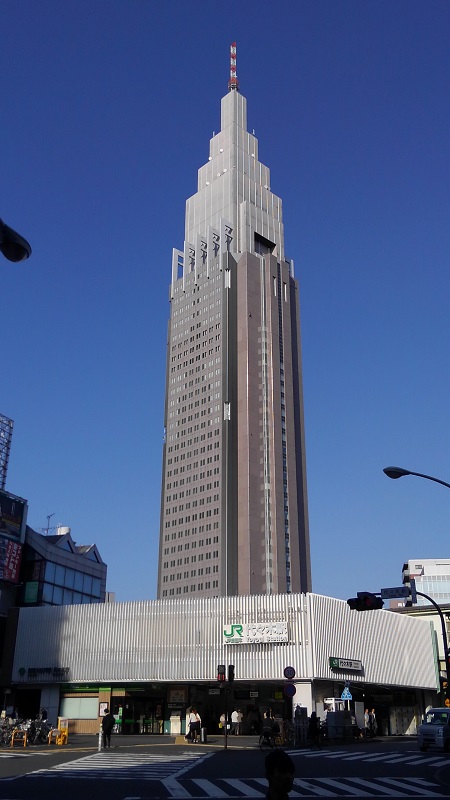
0 717 52 747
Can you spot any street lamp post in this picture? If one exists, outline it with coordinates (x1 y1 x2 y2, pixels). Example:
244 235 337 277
415 589 450 701
383 466 450 491
0 218 31 262
383 465 450 703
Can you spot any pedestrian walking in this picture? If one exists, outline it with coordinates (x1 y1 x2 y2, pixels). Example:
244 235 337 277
101 708 115 749
188 707 201 742
231 708 239 735
369 708 377 737
307 711 321 749
237 708 243 735
364 708 370 738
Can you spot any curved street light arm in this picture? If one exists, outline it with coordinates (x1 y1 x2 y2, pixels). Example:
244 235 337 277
383 466 450 491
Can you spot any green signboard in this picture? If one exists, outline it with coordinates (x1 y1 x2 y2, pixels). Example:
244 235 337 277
329 657 362 672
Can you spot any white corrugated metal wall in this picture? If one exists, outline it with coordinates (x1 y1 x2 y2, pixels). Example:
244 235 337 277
309 594 438 688
11 593 437 689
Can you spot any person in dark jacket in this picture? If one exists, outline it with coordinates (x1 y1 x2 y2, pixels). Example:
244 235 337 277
102 708 115 748
307 711 321 749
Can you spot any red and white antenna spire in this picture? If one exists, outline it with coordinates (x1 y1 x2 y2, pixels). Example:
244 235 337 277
228 42 239 91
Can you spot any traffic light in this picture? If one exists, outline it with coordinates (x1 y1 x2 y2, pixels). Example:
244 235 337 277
228 664 235 684
217 664 226 682
347 592 384 611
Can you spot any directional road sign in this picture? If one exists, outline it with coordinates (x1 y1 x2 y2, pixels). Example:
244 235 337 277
380 586 410 599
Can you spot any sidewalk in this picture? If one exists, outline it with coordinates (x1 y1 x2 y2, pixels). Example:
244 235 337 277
62 732 414 750
64 733 262 749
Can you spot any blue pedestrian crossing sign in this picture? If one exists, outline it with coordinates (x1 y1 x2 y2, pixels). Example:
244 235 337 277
341 687 352 700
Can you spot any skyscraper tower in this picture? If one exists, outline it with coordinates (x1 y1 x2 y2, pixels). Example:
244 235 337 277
157 45 311 599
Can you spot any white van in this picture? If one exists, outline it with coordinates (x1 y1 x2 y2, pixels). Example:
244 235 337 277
418 708 450 752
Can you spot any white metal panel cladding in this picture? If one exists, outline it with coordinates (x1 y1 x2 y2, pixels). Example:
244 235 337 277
12 594 309 683
309 594 438 688
11 593 437 688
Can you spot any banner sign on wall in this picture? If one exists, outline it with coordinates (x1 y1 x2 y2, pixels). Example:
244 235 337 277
0 537 22 583
0 490 27 541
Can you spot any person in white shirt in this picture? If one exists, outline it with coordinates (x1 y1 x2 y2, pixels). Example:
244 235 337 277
231 709 239 735
188 707 201 742
237 709 243 735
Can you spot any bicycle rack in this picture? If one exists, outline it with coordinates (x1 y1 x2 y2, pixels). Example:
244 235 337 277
11 729 27 747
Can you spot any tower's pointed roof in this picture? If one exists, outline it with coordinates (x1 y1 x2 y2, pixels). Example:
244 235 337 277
184 44 285 262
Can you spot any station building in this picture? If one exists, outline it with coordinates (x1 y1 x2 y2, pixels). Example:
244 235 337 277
5 592 438 737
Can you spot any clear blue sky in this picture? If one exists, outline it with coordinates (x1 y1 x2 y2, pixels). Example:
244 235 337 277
2 0 449 603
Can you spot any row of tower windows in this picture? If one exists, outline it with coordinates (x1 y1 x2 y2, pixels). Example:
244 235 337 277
171 322 221 349
165 490 220 504
166 455 220 468
162 534 218 560
163 526 219 544
170 331 221 358
171 312 222 333
170 335 221 361
166 467 220 486
163 509 220 524
161 581 219 596
162 559 219 572
165 496 220 512
166 483 219 500
162 563 219 581
170 348 221 369
166 467 220 483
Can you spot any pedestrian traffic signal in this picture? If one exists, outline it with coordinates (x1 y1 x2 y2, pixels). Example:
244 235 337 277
217 664 226 682
228 664 235 684
347 592 384 611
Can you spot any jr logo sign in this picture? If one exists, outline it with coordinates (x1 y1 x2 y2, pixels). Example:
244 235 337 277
224 624 244 641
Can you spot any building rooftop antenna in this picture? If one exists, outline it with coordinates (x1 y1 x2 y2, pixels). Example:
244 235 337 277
228 42 239 92
45 513 55 535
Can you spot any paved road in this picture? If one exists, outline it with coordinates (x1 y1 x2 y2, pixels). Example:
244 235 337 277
0 736 449 798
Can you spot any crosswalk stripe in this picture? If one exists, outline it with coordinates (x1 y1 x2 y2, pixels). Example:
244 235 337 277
191 778 230 797
293 778 336 796
347 777 408 796
375 776 445 796
293 748 450 768
342 753 382 760
318 778 373 796
222 778 265 796
385 755 447 765
0 751 54 758
162 777 192 798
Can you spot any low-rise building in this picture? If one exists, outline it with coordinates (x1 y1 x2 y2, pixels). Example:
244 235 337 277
17 525 106 608
5 592 438 737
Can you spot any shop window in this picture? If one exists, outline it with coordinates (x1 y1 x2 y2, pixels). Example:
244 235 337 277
60 697 98 719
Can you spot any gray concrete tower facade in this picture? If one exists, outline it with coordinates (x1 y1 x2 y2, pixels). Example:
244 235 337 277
157 70 311 599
